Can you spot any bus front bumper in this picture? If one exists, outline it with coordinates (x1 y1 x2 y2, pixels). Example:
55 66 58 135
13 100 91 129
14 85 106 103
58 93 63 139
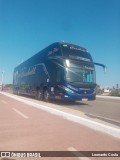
62 93 96 101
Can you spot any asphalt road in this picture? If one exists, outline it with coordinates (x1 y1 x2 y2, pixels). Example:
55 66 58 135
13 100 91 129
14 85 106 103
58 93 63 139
0 93 120 160
50 96 120 127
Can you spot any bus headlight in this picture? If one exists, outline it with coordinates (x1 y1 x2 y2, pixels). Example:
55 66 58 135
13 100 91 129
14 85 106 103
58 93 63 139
58 85 75 94
64 86 75 94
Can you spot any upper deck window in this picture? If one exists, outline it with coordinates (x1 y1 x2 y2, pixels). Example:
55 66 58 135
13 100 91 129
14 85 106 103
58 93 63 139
48 47 60 56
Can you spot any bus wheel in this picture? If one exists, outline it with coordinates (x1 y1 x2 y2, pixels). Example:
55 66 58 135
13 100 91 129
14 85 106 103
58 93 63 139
36 90 43 100
43 89 49 102
17 89 20 95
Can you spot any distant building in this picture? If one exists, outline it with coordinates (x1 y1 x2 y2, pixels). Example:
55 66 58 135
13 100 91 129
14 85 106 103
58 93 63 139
103 88 111 95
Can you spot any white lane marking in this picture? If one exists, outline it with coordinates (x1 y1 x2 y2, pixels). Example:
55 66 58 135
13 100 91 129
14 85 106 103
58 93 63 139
1 92 120 139
1 100 7 104
13 108 29 119
67 147 91 160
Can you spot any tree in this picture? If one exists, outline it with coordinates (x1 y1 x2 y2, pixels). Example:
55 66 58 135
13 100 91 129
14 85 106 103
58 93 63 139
96 84 104 95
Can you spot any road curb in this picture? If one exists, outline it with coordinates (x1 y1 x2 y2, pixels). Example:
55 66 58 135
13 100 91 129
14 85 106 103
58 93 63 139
1 92 120 139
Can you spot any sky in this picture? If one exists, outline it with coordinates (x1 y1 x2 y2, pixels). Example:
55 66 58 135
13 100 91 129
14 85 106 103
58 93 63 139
0 0 120 88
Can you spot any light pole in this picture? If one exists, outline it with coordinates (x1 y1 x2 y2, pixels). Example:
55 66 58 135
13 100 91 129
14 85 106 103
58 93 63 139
1 71 4 91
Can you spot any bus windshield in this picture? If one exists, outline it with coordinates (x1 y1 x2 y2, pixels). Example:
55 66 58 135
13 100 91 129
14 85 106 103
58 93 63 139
61 44 93 62
65 61 96 85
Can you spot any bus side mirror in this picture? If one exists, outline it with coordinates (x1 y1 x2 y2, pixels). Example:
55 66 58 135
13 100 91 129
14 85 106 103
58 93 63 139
94 62 107 74
104 66 107 74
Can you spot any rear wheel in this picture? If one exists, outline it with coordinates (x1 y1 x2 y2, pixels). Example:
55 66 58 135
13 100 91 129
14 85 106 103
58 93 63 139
17 88 20 95
43 89 49 102
36 90 43 100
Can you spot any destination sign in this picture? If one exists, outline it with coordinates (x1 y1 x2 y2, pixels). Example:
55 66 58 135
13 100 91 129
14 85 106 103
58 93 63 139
69 55 91 62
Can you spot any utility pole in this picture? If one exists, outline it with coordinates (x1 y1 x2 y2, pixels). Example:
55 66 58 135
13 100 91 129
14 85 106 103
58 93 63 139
1 71 4 91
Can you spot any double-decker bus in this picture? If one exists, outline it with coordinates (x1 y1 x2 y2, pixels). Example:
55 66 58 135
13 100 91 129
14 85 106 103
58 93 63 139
13 42 106 101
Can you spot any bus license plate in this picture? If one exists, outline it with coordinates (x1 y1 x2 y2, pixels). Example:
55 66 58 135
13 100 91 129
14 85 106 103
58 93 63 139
82 98 88 102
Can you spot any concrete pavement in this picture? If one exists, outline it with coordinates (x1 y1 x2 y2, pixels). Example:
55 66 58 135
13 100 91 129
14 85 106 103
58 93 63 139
0 93 120 160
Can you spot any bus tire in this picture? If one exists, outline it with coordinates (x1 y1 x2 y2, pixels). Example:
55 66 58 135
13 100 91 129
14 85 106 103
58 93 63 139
17 89 20 95
36 90 43 100
43 89 49 102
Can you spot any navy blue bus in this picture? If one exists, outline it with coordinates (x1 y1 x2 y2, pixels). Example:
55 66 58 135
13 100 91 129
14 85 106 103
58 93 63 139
13 42 106 101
